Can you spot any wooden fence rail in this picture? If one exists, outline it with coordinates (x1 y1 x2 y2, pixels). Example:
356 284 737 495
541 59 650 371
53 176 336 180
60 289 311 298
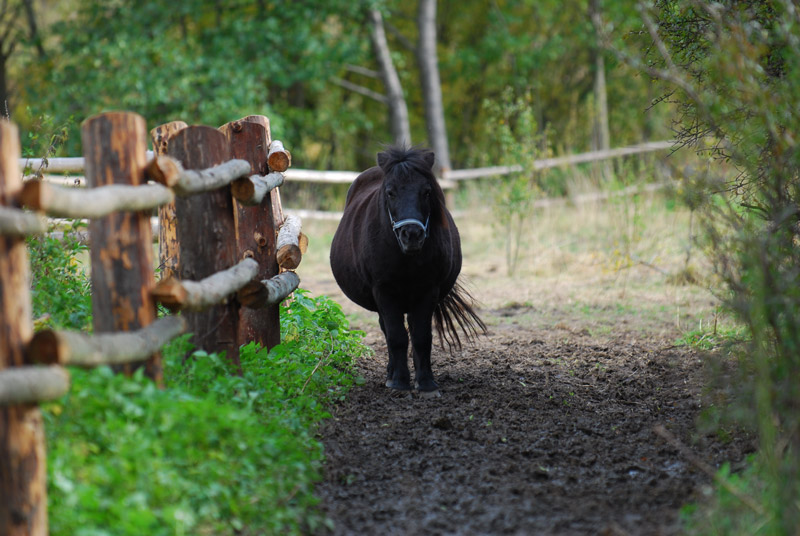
0 111 302 535
19 140 674 224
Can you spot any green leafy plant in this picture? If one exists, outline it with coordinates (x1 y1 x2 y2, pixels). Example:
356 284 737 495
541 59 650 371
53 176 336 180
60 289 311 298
43 290 370 535
27 220 92 331
602 1 800 531
481 89 547 276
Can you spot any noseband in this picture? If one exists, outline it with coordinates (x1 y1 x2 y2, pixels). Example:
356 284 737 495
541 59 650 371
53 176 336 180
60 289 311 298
387 207 429 247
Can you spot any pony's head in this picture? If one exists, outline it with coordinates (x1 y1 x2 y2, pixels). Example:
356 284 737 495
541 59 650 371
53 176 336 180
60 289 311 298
378 146 438 255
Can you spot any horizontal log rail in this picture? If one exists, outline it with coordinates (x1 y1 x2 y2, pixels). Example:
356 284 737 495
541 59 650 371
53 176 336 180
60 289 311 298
0 365 70 405
152 257 259 312
0 206 47 237
23 141 672 197
442 141 675 181
237 271 300 309
146 155 252 196
27 316 187 367
21 180 174 218
231 171 284 206
267 140 291 172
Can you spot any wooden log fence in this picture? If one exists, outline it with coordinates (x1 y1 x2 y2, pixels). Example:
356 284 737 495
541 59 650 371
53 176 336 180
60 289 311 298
22 140 674 223
1 111 301 535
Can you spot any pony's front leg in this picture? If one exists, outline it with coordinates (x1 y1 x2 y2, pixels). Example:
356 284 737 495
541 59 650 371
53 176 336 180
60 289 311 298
408 302 437 394
378 308 411 391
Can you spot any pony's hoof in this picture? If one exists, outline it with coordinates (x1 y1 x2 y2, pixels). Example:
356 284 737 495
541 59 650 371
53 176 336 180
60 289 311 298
385 379 412 391
418 389 442 399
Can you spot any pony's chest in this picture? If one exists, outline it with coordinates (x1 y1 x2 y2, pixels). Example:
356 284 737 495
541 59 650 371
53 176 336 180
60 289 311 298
372 252 448 292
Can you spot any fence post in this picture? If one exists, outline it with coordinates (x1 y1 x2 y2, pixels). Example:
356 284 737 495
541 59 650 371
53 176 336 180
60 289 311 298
82 112 161 382
167 126 240 368
151 121 188 281
219 116 281 350
0 120 48 535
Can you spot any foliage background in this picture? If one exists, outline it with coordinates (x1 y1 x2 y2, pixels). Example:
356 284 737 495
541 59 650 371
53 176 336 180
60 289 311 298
6 0 670 172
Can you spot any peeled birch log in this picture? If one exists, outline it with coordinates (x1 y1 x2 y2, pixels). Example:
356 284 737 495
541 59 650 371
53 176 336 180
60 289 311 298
267 140 292 172
0 366 70 405
20 180 173 218
237 271 300 309
0 206 46 237
27 316 187 367
276 214 302 269
231 172 284 206
152 258 259 312
147 156 251 196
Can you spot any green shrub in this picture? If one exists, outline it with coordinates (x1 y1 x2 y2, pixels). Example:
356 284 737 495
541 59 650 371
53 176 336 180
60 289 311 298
27 220 92 331
43 290 369 535
608 1 800 532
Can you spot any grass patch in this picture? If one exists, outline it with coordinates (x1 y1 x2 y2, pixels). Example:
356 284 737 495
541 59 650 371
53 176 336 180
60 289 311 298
42 290 370 535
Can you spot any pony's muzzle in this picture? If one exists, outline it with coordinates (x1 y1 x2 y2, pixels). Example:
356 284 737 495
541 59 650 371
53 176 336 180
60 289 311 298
398 223 426 253
388 210 429 254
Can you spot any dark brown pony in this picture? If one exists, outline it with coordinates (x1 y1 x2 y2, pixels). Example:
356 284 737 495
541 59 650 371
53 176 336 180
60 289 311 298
330 146 485 396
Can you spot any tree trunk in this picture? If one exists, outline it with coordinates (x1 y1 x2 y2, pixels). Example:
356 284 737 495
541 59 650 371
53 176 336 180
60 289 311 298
167 126 240 368
82 112 161 382
590 0 611 178
219 116 281 351
417 0 450 175
369 9 411 146
0 52 8 117
0 119 48 536
151 121 188 281
22 0 45 59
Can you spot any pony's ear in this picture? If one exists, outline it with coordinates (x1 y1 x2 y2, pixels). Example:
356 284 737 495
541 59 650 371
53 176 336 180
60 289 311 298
377 150 390 170
423 150 436 170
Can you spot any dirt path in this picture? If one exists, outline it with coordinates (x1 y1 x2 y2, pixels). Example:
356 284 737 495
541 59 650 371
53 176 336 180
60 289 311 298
312 306 750 535
297 205 751 535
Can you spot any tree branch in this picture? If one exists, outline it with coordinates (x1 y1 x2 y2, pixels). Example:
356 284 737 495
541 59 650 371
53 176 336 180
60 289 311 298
331 77 389 104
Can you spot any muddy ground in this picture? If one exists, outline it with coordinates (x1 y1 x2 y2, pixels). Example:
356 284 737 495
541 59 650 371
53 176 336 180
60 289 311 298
314 310 750 535
300 202 753 535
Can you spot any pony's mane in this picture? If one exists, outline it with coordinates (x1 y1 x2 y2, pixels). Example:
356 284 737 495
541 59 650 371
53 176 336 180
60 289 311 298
378 145 437 184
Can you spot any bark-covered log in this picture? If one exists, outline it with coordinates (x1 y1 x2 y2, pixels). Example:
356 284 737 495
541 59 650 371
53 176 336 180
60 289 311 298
28 316 187 367
168 126 240 361
0 120 48 535
83 112 161 382
152 258 259 312
150 121 188 283
0 366 70 405
0 206 46 237
220 116 282 350
276 214 303 270
20 179 173 218
267 140 292 172
237 271 300 309
231 172 284 206
154 157 251 196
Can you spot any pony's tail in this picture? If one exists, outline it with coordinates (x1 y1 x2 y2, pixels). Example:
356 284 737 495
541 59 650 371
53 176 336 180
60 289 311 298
434 280 487 352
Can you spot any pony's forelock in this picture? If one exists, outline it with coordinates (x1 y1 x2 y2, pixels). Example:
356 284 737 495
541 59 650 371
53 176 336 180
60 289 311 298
377 146 436 181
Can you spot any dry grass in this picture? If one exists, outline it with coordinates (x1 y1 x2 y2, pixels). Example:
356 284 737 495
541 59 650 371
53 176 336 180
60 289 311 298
295 181 726 345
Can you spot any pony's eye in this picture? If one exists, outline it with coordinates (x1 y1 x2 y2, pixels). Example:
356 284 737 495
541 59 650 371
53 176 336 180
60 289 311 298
386 190 396 199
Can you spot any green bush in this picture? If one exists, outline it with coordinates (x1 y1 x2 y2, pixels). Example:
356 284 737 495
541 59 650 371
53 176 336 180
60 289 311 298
609 1 800 532
27 221 92 331
43 290 369 535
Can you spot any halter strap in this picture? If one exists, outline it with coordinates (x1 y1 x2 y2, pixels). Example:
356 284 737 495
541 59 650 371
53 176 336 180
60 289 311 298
387 207 429 246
